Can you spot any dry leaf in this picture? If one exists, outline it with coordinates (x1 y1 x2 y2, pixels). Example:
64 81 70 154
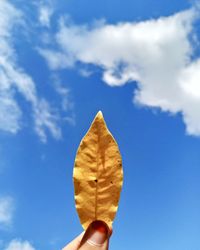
73 111 123 230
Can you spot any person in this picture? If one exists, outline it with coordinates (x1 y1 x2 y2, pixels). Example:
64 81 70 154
62 220 112 250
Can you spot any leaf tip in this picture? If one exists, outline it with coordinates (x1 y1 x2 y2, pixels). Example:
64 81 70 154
96 110 103 118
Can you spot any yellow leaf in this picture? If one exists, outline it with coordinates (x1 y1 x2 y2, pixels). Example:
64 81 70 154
73 111 123 230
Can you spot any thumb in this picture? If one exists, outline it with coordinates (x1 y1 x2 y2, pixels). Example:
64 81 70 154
78 220 111 250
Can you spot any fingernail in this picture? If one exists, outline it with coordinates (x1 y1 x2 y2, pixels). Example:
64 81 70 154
87 220 109 247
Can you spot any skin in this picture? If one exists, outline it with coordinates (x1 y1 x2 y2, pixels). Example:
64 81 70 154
62 232 84 250
62 221 112 250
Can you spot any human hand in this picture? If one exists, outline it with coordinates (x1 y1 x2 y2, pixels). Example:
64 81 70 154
62 220 112 250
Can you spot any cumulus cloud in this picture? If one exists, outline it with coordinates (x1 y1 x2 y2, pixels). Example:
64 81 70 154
0 0 62 142
4 239 35 250
0 196 14 228
39 6 200 136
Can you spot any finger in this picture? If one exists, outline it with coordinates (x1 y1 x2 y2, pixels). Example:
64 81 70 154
78 221 111 250
62 232 84 250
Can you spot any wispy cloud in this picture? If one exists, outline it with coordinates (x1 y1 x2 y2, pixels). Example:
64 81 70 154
38 48 74 69
38 4 53 27
4 239 36 250
0 196 14 229
0 0 62 142
0 93 22 134
52 75 76 126
39 6 200 136
79 68 93 78
34 98 62 143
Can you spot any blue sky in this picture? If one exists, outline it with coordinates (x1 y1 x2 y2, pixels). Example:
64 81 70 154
1 0 200 249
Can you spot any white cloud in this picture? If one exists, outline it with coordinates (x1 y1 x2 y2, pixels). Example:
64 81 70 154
0 196 14 228
52 75 76 125
38 5 53 27
38 48 74 69
0 92 22 134
34 99 61 143
4 239 35 250
0 0 62 142
79 68 93 78
40 6 200 136
52 76 73 111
